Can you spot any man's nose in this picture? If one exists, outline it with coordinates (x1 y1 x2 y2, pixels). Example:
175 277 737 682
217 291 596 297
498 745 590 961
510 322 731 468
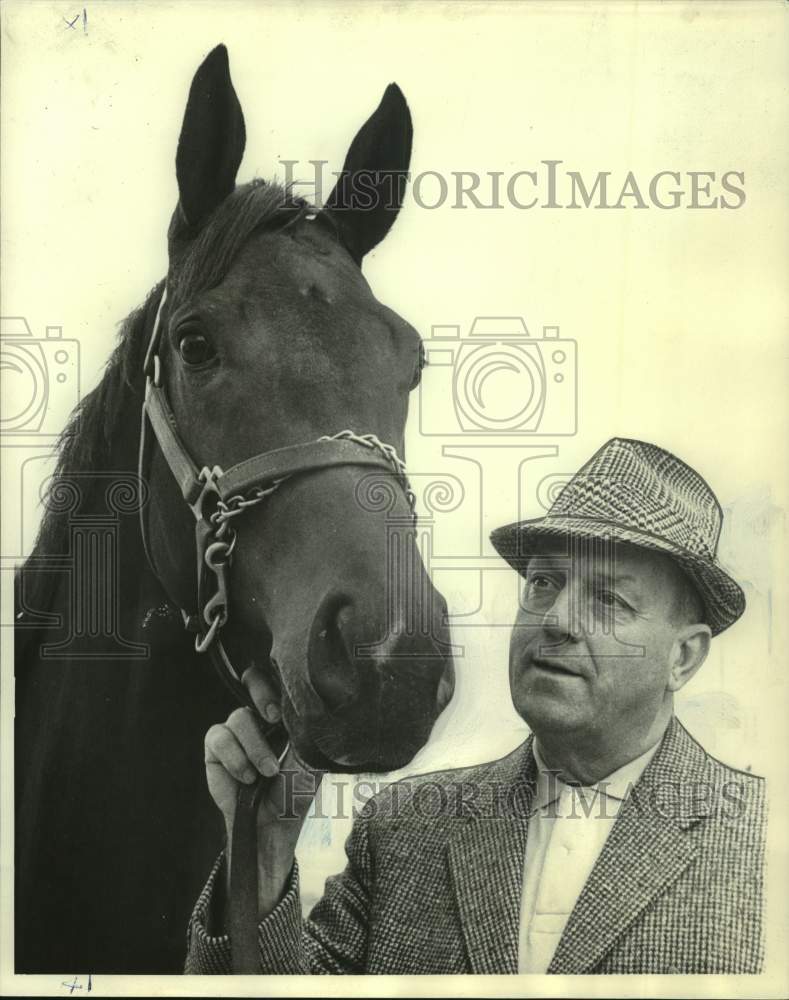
541 582 583 642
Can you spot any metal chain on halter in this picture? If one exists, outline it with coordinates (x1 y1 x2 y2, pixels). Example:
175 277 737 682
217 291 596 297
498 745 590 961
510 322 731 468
191 466 235 654
323 429 417 514
193 431 415 654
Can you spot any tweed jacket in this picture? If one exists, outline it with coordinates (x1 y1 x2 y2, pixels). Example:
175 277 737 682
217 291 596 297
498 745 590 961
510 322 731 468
185 717 766 975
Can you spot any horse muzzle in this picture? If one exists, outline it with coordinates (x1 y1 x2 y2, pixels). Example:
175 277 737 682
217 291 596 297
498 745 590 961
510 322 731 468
277 591 455 773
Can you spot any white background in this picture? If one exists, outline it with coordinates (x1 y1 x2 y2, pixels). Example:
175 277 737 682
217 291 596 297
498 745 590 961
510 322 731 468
2 1 787 994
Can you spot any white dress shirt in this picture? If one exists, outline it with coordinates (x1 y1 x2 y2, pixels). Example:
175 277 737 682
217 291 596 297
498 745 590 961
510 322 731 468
518 739 662 973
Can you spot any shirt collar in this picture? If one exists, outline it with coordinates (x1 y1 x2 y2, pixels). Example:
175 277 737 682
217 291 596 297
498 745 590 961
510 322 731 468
531 733 664 812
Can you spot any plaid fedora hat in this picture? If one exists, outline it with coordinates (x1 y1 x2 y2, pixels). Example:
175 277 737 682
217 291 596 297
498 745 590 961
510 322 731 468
490 437 745 635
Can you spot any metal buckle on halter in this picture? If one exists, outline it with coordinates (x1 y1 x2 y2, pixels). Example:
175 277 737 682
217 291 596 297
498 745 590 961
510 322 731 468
192 465 225 522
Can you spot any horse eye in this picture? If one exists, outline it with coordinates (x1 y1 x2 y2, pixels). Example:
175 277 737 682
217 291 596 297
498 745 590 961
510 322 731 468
178 331 216 367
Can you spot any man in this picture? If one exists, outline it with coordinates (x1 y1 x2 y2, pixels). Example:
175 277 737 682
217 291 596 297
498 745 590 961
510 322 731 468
187 437 765 975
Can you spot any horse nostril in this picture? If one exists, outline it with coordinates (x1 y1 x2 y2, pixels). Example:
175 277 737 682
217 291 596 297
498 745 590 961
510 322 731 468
308 596 360 710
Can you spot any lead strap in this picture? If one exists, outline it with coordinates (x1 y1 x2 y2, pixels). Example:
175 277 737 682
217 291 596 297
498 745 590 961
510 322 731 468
229 737 290 975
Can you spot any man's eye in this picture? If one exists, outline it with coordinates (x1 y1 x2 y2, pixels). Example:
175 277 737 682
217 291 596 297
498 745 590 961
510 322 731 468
178 331 216 367
523 574 560 603
598 591 628 610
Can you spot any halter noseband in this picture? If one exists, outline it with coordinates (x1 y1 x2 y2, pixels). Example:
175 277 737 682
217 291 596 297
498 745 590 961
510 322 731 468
138 284 416 706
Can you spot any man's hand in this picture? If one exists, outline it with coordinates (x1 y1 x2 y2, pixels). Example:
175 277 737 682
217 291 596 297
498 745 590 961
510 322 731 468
204 664 324 920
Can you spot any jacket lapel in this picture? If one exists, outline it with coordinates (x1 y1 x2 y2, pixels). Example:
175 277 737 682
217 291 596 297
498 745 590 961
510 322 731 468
547 718 709 974
447 739 537 974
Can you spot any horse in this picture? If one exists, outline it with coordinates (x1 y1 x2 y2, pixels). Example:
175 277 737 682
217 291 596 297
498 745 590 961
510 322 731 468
14 44 455 973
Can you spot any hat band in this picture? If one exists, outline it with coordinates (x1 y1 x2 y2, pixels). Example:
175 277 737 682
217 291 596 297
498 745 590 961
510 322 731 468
530 512 718 563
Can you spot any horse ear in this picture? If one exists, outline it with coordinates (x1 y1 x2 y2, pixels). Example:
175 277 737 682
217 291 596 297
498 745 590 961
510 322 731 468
175 45 246 230
326 84 413 265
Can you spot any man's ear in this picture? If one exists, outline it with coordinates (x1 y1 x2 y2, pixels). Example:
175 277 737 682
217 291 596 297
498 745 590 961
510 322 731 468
667 624 712 692
175 44 246 231
326 84 413 265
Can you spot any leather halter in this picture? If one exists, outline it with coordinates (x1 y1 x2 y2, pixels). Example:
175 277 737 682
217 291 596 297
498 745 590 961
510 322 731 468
137 284 415 972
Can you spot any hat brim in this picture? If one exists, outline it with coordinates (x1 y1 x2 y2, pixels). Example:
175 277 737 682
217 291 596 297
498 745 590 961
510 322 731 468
490 515 745 636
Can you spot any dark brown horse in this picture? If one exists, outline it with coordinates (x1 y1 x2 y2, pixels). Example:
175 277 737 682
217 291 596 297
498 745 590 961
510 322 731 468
15 45 454 973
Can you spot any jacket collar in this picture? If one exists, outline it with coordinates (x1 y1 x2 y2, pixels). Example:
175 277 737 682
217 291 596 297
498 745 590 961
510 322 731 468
447 717 709 974
447 737 537 974
548 716 709 973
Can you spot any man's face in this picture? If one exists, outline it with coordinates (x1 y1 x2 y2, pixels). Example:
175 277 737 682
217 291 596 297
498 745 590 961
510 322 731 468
508 538 691 743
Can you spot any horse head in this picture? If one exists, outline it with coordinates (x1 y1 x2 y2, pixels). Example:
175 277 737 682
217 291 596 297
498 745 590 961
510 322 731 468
143 45 455 773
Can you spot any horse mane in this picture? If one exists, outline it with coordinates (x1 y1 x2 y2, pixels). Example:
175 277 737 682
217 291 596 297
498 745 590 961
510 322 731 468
21 179 316 615
16 285 163 635
167 179 315 307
